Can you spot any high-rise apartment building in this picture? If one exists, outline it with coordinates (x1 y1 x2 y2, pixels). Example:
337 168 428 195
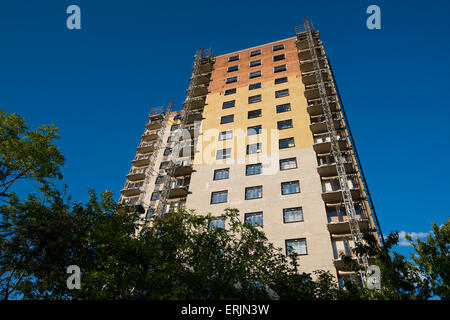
119 21 383 284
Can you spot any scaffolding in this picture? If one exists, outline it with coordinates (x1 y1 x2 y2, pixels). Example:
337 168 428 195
155 48 214 217
296 19 372 282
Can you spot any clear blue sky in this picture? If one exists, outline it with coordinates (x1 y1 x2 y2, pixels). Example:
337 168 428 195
1 0 449 255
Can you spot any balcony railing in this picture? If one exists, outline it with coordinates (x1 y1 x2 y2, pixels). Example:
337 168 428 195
132 153 151 166
317 152 354 177
310 112 342 134
326 203 369 233
141 130 159 141
313 131 348 154
126 168 146 181
306 96 338 116
321 175 361 203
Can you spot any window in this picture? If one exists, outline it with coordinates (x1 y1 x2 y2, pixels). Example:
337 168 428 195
283 207 303 223
151 192 160 201
227 65 239 72
273 54 285 61
280 157 297 170
210 217 225 229
277 119 293 130
226 76 238 84
222 100 235 109
220 115 234 124
245 212 263 226
286 238 308 255
167 135 176 142
274 65 287 73
146 208 155 219
275 89 289 98
279 137 295 149
211 191 228 204
249 82 261 90
250 49 261 57
272 44 285 51
171 124 179 131
248 109 262 119
245 186 262 200
224 88 236 95
276 103 291 113
281 181 300 195
163 147 172 156
249 70 261 78
228 55 239 62
214 168 229 180
247 143 262 154
155 176 165 184
160 161 170 169
216 148 232 160
250 60 261 67
248 95 262 104
275 77 288 84
247 125 262 136
218 130 233 141
246 163 262 176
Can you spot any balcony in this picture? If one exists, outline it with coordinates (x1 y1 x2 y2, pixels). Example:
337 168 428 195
184 111 203 124
168 178 190 199
132 154 151 167
190 72 211 85
332 237 375 270
317 153 355 177
196 59 213 74
187 83 209 98
297 46 324 61
141 130 158 141
146 119 164 130
299 56 327 73
313 131 348 154
310 112 343 134
301 69 329 86
137 141 156 154
307 96 338 116
326 204 369 234
296 32 321 51
173 160 193 177
121 181 144 197
321 176 361 203
183 96 206 110
126 168 146 181
304 82 334 100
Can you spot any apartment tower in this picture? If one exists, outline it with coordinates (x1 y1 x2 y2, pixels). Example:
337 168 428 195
119 20 383 284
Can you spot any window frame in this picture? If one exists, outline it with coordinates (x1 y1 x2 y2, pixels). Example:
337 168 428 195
280 157 298 171
213 168 230 181
224 88 236 95
249 59 262 67
210 190 228 204
247 125 262 136
275 77 288 85
248 109 262 119
249 70 262 78
283 207 304 223
246 163 262 176
274 64 287 73
285 238 308 256
281 180 301 195
249 82 261 90
248 95 262 104
277 119 293 130
245 211 263 226
250 49 261 57
218 130 233 141
220 114 234 124
275 89 290 98
216 148 232 160
226 76 238 84
227 65 239 72
272 44 285 51
279 137 295 149
228 54 240 62
245 186 263 200
246 143 262 155
273 53 286 61
276 103 291 113
222 100 235 109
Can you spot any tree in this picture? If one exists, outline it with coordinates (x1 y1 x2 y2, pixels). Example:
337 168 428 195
0 109 64 199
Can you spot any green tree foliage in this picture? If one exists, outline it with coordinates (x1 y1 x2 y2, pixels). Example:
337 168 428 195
0 109 64 199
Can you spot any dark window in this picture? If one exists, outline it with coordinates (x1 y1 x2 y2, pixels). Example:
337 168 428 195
272 44 285 51
285 238 308 255
281 181 300 195
249 70 261 78
275 77 288 84
275 89 289 98
273 54 285 61
216 148 231 160
250 60 261 67
249 82 261 90
227 65 239 72
155 176 165 184
146 208 155 219
210 217 225 229
160 161 169 169
226 76 238 84
247 125 262 136
246 163 262 175
218 130 233 141
248 109 262 119
283 207 303 223
279 137 295 149
171 125 179 131
163 148 172 156
214 168 229 180
245 212 263 226
151 192 160 201
220 115 234 124
224 88 236 95
277 119 293 130
248 95 262 104
222 100 235 109
247 143 262 154
250 49 261 57
280 157 297 170
173 114 182 120
274 65 287 73
211 191 228 204
276 103 291 113
228 55 239 62
245 186 263 200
